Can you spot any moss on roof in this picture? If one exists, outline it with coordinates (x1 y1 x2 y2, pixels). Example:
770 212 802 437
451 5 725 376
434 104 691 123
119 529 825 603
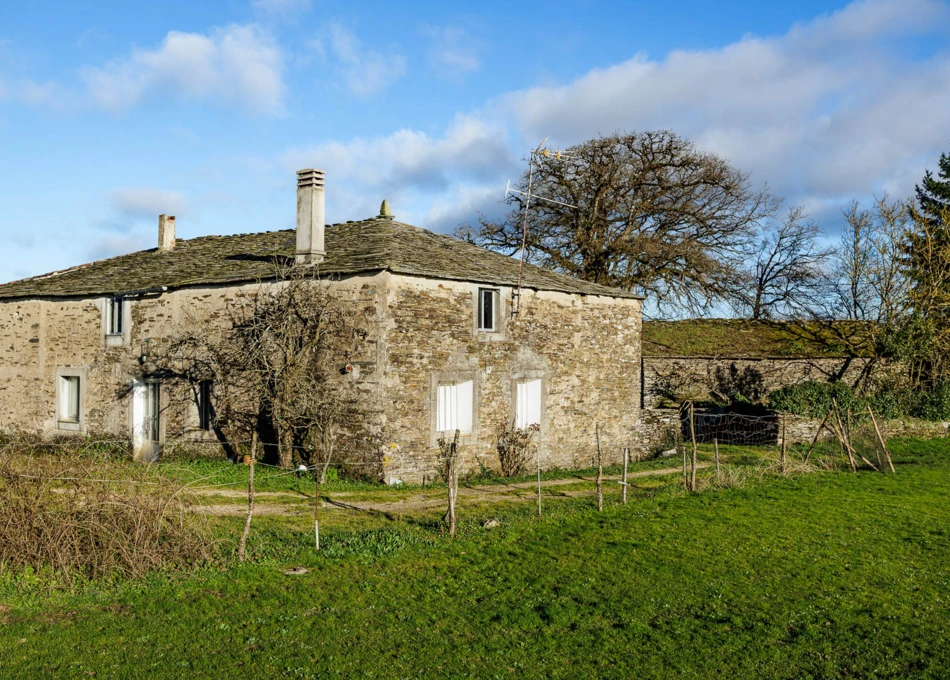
643 319 873 358
0 218 642 301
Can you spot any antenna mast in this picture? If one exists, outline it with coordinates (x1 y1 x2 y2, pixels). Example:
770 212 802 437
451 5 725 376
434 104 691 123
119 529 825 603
508 139 579 316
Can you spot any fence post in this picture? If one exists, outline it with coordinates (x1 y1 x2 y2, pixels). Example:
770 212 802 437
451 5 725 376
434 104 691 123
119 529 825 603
238 430 258 563
536 441 542 518
867 405 895 474
780 414 787 474
714 437 720 480
688 402 698 492
595 424 604 512
621 447 628 505
448 429 459 536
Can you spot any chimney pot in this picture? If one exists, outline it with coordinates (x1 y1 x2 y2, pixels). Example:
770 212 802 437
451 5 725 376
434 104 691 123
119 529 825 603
296 168 326 265
158 214 176 251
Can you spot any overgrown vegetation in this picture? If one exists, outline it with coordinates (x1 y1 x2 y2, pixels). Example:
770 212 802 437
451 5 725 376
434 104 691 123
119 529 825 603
1 438 949 677
0 449 214 580
495 422 539 477
769 379 950 421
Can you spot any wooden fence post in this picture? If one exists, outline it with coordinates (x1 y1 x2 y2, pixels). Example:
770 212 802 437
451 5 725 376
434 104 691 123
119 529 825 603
713 437 720 480
867 405 896 474
780 414 787 474
621 447 629 505
238 430 258 562
596 424 604 512
536 441 542 518
448 429 460 537
688 402 698 492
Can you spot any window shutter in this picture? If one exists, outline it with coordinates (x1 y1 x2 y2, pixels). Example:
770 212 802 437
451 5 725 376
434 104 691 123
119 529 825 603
456 380 473 433
516 379 542 428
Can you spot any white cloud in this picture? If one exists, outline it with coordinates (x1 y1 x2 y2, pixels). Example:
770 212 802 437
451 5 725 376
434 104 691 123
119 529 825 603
280 115 515 226
423 25 481 80
315 23 406 96
108 188 189 219
500 0 950 211
81 24 284 115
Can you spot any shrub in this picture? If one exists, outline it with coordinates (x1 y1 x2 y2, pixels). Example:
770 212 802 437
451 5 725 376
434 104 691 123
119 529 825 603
768 381 857 419
496 424 539 478
912 382 950 421
0 453 215 581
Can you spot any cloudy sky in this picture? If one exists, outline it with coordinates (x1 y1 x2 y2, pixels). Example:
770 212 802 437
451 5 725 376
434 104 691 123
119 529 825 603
1 0 949 284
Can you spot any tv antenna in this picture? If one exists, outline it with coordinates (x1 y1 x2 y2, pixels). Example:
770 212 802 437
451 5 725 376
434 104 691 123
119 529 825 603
508 139 579 315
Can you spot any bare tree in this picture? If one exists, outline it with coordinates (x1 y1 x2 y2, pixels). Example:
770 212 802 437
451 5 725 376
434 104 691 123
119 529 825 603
733 206 831 320
457 130 777 316
151 265 371 469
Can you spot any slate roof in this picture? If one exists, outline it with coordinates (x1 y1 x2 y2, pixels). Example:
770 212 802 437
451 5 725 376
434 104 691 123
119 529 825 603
0 218 643 301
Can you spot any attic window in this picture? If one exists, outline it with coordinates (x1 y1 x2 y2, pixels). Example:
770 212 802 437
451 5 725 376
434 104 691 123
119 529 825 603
106 297 124 335
477 288 499 332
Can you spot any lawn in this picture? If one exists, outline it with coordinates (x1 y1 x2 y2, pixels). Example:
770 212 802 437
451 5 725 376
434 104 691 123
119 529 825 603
1 439 949 678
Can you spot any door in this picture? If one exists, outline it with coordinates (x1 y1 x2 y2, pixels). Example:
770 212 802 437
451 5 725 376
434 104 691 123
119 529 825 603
132 380 161 462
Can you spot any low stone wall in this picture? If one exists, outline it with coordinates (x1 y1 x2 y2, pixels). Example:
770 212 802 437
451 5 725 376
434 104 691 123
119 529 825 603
636 408 949 457
642 355 874 409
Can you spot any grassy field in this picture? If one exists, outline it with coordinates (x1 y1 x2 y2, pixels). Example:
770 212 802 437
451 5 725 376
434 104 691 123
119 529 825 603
1 439 949 678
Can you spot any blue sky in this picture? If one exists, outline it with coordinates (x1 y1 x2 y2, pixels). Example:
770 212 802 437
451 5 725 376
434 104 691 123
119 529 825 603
1 0 949 284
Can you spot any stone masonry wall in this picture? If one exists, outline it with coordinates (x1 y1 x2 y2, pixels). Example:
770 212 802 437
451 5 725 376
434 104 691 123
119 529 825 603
0 273 387 460
641 355 874 409
378 273 642 483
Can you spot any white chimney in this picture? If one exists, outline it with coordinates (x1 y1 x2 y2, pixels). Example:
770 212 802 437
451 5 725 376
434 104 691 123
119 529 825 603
296 169 326 265
158 214 176 251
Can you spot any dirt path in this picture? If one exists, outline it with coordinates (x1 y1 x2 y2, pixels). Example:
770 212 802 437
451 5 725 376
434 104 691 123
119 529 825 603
192 464 707 517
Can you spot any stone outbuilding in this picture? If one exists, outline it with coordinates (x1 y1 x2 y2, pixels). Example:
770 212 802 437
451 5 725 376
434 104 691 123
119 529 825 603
0 170 643 482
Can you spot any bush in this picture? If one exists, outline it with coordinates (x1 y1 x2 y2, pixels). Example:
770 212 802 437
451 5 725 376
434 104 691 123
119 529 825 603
496 424 539 478
911 382 950 421
768 381 858 419
0 453 215 581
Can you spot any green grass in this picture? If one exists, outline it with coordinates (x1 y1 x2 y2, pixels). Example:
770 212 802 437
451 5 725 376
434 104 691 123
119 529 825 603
1 439 949 678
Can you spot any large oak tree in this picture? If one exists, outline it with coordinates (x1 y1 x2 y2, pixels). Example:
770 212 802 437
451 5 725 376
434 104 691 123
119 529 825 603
457 130 776 315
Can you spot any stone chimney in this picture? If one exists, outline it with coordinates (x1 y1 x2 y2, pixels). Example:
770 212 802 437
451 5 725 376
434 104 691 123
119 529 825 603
158 214 176 251
296 168 326 265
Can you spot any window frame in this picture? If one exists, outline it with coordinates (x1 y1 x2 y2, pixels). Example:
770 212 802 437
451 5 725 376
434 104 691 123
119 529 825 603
101 296 130 347
510 370 547 437
54 367 87 432
144 380 161 443
429 370 480 447
196 380 214 432
472 286 507 339
514 377 543 430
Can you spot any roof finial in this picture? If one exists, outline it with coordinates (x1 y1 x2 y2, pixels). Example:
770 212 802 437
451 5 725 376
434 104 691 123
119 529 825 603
378 199 393 220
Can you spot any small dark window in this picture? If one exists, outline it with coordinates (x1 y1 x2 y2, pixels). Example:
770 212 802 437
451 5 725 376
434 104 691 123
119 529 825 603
478 288 498 332
106 297 124 335
197 380 213 431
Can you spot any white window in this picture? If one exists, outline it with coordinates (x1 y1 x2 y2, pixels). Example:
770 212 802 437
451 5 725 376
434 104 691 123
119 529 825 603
58 376 81 424
196 380 213 431
437 380 474 434
144 381 161 442
477 288 499 332
515 378 542 429
106 297 124 335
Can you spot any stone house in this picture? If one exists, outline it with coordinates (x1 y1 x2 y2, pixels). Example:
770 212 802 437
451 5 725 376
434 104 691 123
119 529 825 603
0 169 643 482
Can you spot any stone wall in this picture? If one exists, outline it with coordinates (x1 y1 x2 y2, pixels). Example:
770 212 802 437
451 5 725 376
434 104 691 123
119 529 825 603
0 271 641 482
378 273 642 483
0 273 387 460
641 355 874 409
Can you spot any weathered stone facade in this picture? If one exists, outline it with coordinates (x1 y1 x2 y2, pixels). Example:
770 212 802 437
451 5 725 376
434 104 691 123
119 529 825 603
0 271 641 482
379 273 641 483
